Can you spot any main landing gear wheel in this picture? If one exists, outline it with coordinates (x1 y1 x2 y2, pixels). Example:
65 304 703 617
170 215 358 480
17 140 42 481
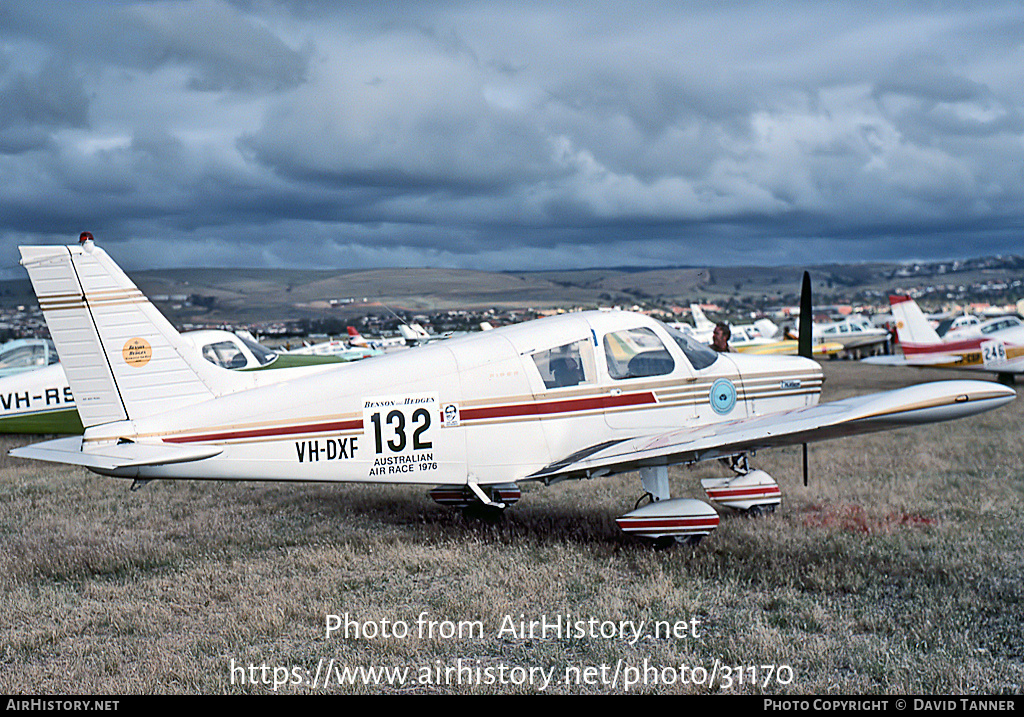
743 503 777 518
702 457 782 516
617 466 720 546
461 502 506 521
428 483 520 521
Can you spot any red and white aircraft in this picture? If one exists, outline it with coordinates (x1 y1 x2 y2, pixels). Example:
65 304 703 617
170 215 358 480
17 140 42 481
864 295 1024 383
10 238 1017 546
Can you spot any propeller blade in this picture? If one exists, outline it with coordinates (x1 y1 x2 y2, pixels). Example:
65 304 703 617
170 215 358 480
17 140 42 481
798 271 812 359
799 271 812 486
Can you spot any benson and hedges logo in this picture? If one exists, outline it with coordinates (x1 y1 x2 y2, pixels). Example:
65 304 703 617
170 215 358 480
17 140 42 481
122 338 152 367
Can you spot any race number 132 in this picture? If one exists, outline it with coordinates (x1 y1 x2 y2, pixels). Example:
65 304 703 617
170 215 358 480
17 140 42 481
363 394 438 455
369 407 433 453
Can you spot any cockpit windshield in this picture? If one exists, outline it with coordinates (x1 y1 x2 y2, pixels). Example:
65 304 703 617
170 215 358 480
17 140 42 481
238 335 277 366
660 321 719 370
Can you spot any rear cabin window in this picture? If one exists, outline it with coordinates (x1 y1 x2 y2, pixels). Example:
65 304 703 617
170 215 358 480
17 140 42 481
532 339 594 389
603 327 675 379
202 341 248 369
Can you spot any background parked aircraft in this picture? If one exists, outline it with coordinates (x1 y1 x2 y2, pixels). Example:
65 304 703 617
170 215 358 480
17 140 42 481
863 294 1023 382
0 329 346 434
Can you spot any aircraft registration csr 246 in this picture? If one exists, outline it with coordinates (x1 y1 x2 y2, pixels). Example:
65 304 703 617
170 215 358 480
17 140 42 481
10 236 1017 545
863 294 1024 383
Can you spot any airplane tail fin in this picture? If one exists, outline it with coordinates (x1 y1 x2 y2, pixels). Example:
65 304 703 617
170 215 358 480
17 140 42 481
347 326 369 347
753 318 779 340
19 238 249 428
889 295 942 346
690 304 715 332
398 323 431 342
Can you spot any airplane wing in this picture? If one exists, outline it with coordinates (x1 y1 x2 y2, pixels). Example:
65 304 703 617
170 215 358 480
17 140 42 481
530 380 1014 481
862 354 970 367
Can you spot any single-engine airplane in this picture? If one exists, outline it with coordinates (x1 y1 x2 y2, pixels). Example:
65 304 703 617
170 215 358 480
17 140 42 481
284 336 383 362
9 237 1017 546
863 295 1024 383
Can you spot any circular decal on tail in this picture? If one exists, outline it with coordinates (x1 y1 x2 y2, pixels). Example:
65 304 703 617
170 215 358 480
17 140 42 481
122 338 152 367
709 378 736 415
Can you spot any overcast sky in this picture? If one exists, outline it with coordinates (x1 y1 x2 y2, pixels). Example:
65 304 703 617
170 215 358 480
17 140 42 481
1 1 1023 275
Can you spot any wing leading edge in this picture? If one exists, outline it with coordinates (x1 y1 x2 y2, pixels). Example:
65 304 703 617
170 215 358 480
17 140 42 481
530 380 1015 481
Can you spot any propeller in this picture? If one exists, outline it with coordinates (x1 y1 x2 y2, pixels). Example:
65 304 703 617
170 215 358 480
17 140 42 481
799 271 812 486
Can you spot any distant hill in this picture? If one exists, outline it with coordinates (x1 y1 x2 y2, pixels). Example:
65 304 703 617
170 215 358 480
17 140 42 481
0 256 1021 325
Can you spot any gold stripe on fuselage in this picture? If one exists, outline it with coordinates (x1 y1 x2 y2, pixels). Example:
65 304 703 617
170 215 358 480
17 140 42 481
85 372 822 446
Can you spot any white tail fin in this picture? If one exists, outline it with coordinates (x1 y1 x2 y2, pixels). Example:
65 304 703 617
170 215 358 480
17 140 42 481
19 240 249 428
398 323 431 342
753 318 779 340
690 304 715 332
889 295 942 345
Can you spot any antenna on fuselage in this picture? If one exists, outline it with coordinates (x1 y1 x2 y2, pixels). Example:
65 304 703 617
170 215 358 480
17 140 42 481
798 271 812 487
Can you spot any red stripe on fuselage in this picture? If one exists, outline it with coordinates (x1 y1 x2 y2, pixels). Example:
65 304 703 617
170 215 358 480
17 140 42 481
163 418 364 444
461 391 656 421
617 517 720 530
161 391 658 444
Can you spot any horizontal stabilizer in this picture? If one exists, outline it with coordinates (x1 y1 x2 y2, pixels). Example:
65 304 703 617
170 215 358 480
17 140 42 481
10 437 222 471
532 380 1015 480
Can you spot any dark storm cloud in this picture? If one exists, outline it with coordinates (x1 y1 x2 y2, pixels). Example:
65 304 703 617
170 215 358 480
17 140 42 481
0 55 88 154
0 0 307 92
1 1 1023 273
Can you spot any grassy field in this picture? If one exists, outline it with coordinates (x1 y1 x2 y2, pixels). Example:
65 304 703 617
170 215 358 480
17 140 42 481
0 363 1021 694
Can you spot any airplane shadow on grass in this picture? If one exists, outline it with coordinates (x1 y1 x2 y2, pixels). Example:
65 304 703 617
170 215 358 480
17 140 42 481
213 480 782 551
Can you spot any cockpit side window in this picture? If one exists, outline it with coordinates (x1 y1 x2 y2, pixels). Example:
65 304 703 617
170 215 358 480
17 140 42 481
532 339 594 389
603 327 675 379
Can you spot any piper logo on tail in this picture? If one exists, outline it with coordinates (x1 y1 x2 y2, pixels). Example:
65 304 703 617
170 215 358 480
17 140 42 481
122 338 152 367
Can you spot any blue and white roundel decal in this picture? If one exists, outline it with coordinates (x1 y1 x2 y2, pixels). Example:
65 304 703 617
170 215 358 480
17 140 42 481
709 378 737 415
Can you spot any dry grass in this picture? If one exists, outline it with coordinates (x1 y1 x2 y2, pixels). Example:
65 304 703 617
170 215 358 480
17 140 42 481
1 363 1021 694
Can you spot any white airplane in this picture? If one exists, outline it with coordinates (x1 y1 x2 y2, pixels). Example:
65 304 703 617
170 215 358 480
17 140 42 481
935 313 983 339
284 336 383 361
863 295 1024 382
809 315 891 358
0 328 344 434
396 320 469 345
9 238 1016 546
346 326 407 352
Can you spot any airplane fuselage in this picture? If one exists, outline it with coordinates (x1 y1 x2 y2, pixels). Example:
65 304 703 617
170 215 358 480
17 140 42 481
85 310 823 486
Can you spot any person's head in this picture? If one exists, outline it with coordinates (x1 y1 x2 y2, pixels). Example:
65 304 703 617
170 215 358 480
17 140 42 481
712 323 731 351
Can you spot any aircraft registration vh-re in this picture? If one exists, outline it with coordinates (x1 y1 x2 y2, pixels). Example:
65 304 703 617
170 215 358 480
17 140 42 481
9 235 1018 547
